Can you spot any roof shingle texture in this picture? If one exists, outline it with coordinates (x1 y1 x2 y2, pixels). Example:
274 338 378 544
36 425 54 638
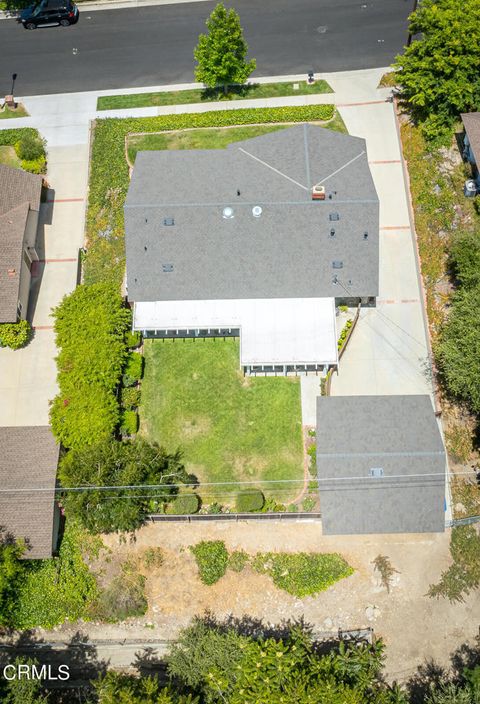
0 164 42 323
461 112 480 166
125 124 379 303
316 395 446 535
0 426 59 559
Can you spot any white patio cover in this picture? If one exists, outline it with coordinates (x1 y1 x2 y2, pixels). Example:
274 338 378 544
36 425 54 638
133 297 338 367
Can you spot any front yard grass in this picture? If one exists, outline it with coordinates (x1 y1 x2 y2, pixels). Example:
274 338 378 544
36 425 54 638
97 79 333 111
0 103 29 119
139 338 304 504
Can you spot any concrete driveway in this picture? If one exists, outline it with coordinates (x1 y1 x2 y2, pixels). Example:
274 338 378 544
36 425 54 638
329 97 432 398
0 143 88 425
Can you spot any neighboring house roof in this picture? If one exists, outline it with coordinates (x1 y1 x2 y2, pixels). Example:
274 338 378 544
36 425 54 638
125 124 379 303
0 164 42 323
316 395 446 535
461 112 480 166
0 426 59 559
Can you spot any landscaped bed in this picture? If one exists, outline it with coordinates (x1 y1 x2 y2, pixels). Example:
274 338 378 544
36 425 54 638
139 338 304 506
97 79 333 111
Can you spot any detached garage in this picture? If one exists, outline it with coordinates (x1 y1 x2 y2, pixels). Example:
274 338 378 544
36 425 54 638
316 395 446 535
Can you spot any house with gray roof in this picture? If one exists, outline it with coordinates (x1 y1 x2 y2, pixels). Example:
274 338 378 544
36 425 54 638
461 112 480 187
316 395 446 535
0 164 42 324
0 426 60 558
125 124 379 374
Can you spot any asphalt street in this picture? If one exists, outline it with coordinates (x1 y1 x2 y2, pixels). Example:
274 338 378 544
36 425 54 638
0 0 411 96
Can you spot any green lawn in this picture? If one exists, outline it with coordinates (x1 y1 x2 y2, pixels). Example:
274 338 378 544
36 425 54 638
97 80 333 111
127 117 347 164
0 145 21 168
0 103 29 120
140 339 304 504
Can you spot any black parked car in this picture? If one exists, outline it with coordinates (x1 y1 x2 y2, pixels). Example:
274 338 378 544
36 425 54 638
20 0 79 29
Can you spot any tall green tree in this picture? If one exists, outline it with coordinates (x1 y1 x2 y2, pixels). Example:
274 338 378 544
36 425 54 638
436 286 480 413
0 658 49 704
93 672 198 703
58 439 186 533
194 3 256 93
0 531 25 628
394 0 480 140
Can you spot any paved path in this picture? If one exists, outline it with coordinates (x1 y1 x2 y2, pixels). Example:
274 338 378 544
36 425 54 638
0 0 409 96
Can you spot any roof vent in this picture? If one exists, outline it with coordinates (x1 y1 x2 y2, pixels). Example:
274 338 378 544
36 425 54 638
329 212 339 221
330 228 335 238
332 275 338 285
332 261 343 269
222 206 234 219
369 467 384 478
164 217 175 226
312 184 325 201
162 263 174 273
252 206 262 218
363 231 368 240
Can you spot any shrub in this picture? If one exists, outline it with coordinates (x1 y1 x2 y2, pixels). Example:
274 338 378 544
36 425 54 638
125 330 141 349
302 496 317 512
120 409 138 436
259 497 286 513
228 550 249 572
0 320 31 349
307 443 317 472
50 282 131 448
190 540 229 585
287 504 299 512
252 552 353 597
123 351 144 386
15 133 45 161
235 488 264 512
21 155 47 175
166 492 200 515
449 230 480 290
121 385 141 409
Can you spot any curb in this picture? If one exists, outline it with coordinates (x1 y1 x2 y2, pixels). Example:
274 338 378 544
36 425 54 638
0 0 210 20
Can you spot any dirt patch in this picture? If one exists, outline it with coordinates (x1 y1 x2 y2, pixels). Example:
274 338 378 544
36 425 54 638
83 521 480 684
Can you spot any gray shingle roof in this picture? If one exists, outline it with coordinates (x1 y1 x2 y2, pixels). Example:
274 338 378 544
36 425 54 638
0 165 42 323
125 124 379 303
461 112 480 166
0 426 59 559
316 395 446 535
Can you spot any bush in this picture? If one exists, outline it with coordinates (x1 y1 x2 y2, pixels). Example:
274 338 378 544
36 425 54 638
228 550 249 572
166 492 200 515
120 409 138 436
190 541 229 585
125 330 141 349
259 497 286 513
449 230 480 290
302 496 317 512
123 352 144 386
252 552 353 597
121 385 141 410
235 488 264 512
287 504 299 512
50 282 131 449
0 320 31 349
15 133 45 161
21 155 46 175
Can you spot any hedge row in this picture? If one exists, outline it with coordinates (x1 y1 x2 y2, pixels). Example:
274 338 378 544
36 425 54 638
50 282 131 449
85 104 335 285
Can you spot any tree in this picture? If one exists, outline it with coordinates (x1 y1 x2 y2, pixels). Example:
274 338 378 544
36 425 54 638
194 3 256 94
58 439 187 533
93 671 198 703
436 285 480 413
0 658 49 704
0 530 25 628
394 0 480 140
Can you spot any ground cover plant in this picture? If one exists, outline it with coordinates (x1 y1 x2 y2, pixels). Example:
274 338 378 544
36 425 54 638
140 338 303 503
190 541 229 585
98 79 333 111
428 525 480 603
86 104 336 286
